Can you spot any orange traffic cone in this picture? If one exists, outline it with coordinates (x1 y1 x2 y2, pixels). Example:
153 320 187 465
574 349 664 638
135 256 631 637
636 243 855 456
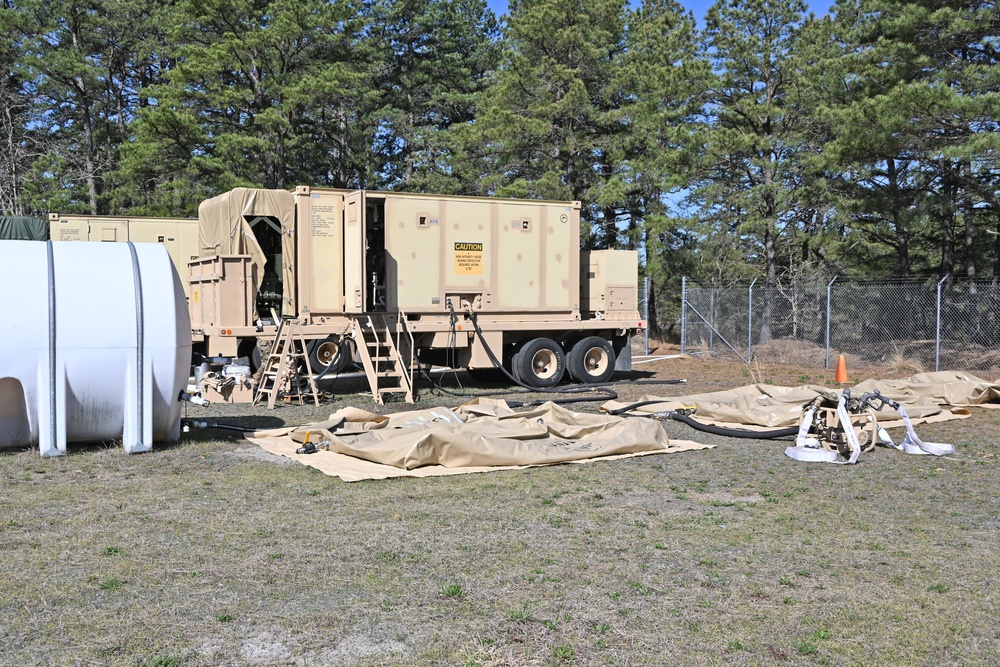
835 354 848 383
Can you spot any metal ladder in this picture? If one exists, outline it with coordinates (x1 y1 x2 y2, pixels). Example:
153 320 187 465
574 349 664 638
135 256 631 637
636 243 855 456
254 318 320 409
351 313 415 404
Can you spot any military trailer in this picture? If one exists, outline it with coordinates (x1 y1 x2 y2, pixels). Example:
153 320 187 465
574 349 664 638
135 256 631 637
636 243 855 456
49 213 199 297
190 186 644 402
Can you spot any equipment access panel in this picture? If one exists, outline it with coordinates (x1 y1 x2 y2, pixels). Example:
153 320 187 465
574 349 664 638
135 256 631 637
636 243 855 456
381 192 580 315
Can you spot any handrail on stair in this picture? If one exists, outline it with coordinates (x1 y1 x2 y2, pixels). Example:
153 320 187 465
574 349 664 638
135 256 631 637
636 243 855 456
396 311 416 400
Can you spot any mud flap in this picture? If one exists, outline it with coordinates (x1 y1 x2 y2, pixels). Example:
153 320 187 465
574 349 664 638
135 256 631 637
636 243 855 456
613 335 632 372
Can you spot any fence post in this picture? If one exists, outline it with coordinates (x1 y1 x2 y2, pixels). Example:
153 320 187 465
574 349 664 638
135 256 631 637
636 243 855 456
825 275 837 369
936 274 948 371
643 276 650 355
680 276 687 355
709 285 715 350
748 278 757 361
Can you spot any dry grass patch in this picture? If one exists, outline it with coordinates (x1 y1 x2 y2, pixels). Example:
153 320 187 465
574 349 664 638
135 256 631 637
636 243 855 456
2 362 999 665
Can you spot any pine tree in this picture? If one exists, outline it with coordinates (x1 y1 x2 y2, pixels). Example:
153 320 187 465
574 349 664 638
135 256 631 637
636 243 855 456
818 0 999 279
694 0 810 342
370 0 499 193
9 0 130 214
617 0 710 333
468 0 631 246
0 2 37 215
119 0 375 213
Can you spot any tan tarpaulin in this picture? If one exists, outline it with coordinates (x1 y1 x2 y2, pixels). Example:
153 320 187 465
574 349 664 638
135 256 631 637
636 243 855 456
246 398 711 481
198 187 296 315
600 371 998 428
852 371 1000 408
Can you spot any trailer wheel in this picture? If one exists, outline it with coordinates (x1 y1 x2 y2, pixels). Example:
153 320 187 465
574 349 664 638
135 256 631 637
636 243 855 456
567 336 616 384
513 338 565 388
308 335 350 374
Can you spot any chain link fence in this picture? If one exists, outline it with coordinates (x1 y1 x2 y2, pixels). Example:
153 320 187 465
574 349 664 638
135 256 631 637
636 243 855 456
677 278 1000 375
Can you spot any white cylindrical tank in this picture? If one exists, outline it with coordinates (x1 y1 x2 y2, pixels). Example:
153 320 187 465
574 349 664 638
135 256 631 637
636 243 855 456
0 240 192 456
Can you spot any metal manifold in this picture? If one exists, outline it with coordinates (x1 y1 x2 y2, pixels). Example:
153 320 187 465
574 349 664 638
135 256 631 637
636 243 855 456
785 389 956 464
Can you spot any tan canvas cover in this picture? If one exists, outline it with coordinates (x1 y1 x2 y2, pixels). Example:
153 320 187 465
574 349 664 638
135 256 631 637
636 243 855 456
851 371 1000 408
198 187 296 314
600 371 999 428
246 398 711 481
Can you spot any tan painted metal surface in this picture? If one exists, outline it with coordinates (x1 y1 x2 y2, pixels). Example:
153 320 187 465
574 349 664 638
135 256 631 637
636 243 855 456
581 249 640 316
293 186 349 319
48 213 198 296
379 193 580 314
190 186 645 387
189 255 256 331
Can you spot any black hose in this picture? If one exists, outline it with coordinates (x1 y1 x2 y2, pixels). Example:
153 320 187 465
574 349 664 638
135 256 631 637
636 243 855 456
666 412 798 440
617 379 688 386
313 338 356 382
182 420 258 433
466 310 617 399
397 311 618 406
414 355 618 406
415 361 514 398
606 399 676 415
607 399 798 439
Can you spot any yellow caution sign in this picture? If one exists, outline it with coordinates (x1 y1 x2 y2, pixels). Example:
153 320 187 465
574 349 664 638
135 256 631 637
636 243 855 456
454 242 483 275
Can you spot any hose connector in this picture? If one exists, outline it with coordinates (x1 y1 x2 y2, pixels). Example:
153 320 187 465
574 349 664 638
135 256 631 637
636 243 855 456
179 391 210 407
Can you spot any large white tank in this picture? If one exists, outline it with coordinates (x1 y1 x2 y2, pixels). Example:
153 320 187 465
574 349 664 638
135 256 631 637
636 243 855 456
0 240 192 456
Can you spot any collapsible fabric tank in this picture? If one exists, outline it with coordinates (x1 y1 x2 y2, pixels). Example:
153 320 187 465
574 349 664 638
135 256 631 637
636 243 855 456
0 241 191 456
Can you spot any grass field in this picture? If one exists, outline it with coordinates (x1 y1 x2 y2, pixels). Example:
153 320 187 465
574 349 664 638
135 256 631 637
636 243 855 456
1 357 998 666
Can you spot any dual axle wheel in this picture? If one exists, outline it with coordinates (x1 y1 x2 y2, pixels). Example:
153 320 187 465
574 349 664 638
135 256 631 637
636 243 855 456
511 336 616 388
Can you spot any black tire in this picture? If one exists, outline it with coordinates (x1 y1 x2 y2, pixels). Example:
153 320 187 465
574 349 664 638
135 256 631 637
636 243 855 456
308 335 350 374
512 338 565 388
567 336 616 384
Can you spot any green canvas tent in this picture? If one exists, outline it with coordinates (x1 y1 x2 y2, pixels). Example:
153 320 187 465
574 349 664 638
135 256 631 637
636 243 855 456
0 216 48 241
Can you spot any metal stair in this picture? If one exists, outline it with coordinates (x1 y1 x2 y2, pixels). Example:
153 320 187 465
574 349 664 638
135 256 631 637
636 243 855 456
351 314 415 404
254 318 320 409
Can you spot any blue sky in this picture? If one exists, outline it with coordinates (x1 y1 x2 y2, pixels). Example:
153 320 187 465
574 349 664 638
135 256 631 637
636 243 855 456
485 0 832 23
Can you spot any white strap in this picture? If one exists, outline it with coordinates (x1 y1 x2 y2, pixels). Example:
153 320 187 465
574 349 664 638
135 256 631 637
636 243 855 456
784 445 840 463
785 403 858 464
896 405 955 456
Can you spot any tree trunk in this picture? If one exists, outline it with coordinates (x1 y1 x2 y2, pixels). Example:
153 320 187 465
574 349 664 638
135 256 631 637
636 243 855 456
940 166 955 276
404 107 414 187
993 214 1000 282
71 27 98 215
646 278 661 341
603 206 618 249
760 220 776 345
887 160 910 276
963 162 976 284
275 132 286 190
